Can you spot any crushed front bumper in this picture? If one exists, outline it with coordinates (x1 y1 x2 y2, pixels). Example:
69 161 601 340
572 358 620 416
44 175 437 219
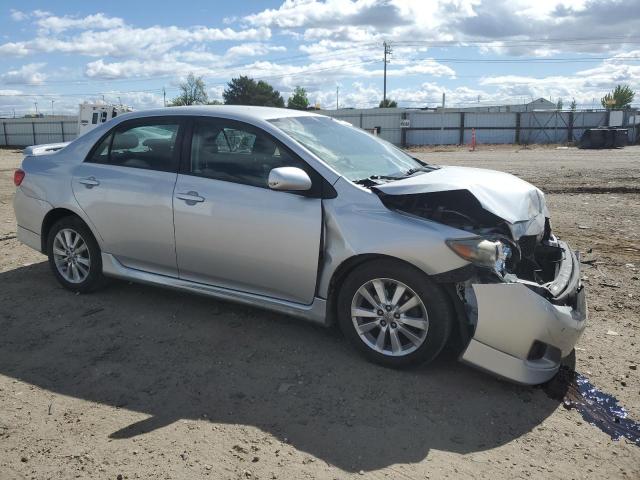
459 242 587 385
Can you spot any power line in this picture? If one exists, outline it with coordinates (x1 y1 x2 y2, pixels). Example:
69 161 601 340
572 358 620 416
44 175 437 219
396 55 640 64
392 35 640 46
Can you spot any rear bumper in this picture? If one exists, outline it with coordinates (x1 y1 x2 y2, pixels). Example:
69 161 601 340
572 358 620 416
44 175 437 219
460 242 587 385
17 225 41 252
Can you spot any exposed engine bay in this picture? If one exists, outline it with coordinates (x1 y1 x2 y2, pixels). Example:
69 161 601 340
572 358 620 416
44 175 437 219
375 189 572 302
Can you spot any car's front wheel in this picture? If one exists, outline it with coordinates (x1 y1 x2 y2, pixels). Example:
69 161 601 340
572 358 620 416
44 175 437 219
46 216 105 293
338 259 453 368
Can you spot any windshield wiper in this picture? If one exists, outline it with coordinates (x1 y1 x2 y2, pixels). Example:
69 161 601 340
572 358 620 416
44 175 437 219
353 174 404 186
404 165 436 176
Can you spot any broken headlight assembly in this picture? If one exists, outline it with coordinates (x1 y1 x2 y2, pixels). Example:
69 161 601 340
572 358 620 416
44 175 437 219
446 237 513 275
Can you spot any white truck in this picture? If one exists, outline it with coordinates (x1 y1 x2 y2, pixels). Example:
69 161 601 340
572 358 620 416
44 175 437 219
77 102 132 137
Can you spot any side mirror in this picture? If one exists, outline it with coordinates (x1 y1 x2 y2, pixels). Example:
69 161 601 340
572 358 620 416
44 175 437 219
268 167 312 192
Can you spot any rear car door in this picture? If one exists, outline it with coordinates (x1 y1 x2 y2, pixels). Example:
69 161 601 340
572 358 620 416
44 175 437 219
173 117 322 304
72 117 183 277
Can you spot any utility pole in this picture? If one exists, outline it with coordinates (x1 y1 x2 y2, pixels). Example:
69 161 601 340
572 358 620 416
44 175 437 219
383 41 392 105
51 99 54 116
34 101 38 115
440 92 445 144
163 87 166 107
336 86 339 110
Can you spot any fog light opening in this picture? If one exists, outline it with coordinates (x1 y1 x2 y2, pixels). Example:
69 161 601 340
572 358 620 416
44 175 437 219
527 341 562 363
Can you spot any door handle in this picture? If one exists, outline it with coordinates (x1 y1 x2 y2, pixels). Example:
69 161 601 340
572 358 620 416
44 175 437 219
79 177 100 188
176 191 205 205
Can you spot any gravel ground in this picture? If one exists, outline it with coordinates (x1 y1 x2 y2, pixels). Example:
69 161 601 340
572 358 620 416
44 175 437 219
0 145 638 479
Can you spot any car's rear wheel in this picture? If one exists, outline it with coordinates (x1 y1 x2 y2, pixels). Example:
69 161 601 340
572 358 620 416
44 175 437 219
337 259 453 368
47 216 105 293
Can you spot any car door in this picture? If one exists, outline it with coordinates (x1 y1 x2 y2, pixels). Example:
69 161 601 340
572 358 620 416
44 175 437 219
173 117 322 304
72 117 183 277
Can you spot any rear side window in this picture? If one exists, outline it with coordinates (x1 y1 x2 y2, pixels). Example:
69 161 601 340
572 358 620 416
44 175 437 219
86 120 181 172
88 134 111 163
188 119 306 188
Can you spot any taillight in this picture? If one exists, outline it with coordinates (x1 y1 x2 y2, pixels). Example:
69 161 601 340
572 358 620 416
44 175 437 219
14 169 25 186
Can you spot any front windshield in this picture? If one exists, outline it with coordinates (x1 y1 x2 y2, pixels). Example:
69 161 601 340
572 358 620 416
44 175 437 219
269 116 424 181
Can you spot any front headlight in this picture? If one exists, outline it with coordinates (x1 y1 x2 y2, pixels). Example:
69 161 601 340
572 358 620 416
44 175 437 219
446 237 511 273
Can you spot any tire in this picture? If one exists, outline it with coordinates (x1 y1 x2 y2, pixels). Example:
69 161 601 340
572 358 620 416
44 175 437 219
337 259 453 368
46 215 106 293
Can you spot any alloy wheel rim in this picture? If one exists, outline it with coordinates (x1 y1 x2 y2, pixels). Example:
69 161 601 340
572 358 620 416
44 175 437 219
52 228 91 284
351 278 429 357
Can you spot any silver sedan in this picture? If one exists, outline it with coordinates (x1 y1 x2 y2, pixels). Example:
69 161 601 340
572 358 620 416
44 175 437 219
13 106 587 384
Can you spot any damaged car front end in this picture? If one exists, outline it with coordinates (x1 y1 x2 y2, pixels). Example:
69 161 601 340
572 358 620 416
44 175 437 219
374 166 587 384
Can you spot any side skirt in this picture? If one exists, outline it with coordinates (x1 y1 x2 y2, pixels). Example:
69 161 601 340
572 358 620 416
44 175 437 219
101 253 329 326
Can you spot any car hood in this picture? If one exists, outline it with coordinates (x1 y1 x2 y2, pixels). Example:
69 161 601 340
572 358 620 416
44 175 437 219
375 166 549 238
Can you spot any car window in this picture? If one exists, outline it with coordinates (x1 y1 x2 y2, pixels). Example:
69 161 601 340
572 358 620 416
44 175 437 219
189 119 304 188
88 133 111 163
270 116 423 182
108 123 180 172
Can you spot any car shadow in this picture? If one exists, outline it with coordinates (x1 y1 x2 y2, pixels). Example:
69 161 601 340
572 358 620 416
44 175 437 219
0 262 567 472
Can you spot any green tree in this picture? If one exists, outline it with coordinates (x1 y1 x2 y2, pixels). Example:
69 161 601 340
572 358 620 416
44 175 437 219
556 98 563 110
287 86 309 110
379 98 398 108
171 73 208 106
223 76 285 107
570 98 577 111
601 84 635 109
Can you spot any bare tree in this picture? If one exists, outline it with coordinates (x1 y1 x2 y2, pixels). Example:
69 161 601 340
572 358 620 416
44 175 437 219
171 73 208 106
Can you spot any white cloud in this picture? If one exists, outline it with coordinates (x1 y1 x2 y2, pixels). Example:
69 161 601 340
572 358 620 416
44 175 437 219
226 43 287 57
245 0 375 28
0 11 272 58
35 13 126 33
478 56 640 106
85 58 197 79
10 9 28 21
245 0 640 56
299 39 352 55
1 63 47 85
2 3 639 114
0 42 30 56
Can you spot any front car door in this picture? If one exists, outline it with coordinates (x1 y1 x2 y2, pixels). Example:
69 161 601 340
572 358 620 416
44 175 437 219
72 117 183 277
173 117 322 304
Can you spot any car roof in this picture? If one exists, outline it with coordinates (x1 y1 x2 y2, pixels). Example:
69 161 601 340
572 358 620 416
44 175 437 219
116 105 324 124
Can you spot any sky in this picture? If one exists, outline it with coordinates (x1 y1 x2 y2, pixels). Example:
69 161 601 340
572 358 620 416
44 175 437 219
1 0 639 116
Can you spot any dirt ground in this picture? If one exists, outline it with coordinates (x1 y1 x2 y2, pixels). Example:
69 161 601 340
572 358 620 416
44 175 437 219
0 145 638 479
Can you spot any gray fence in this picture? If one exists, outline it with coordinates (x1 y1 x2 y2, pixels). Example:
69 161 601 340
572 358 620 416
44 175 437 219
1 110 638 147
324 108 639 146
0 116 78 147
